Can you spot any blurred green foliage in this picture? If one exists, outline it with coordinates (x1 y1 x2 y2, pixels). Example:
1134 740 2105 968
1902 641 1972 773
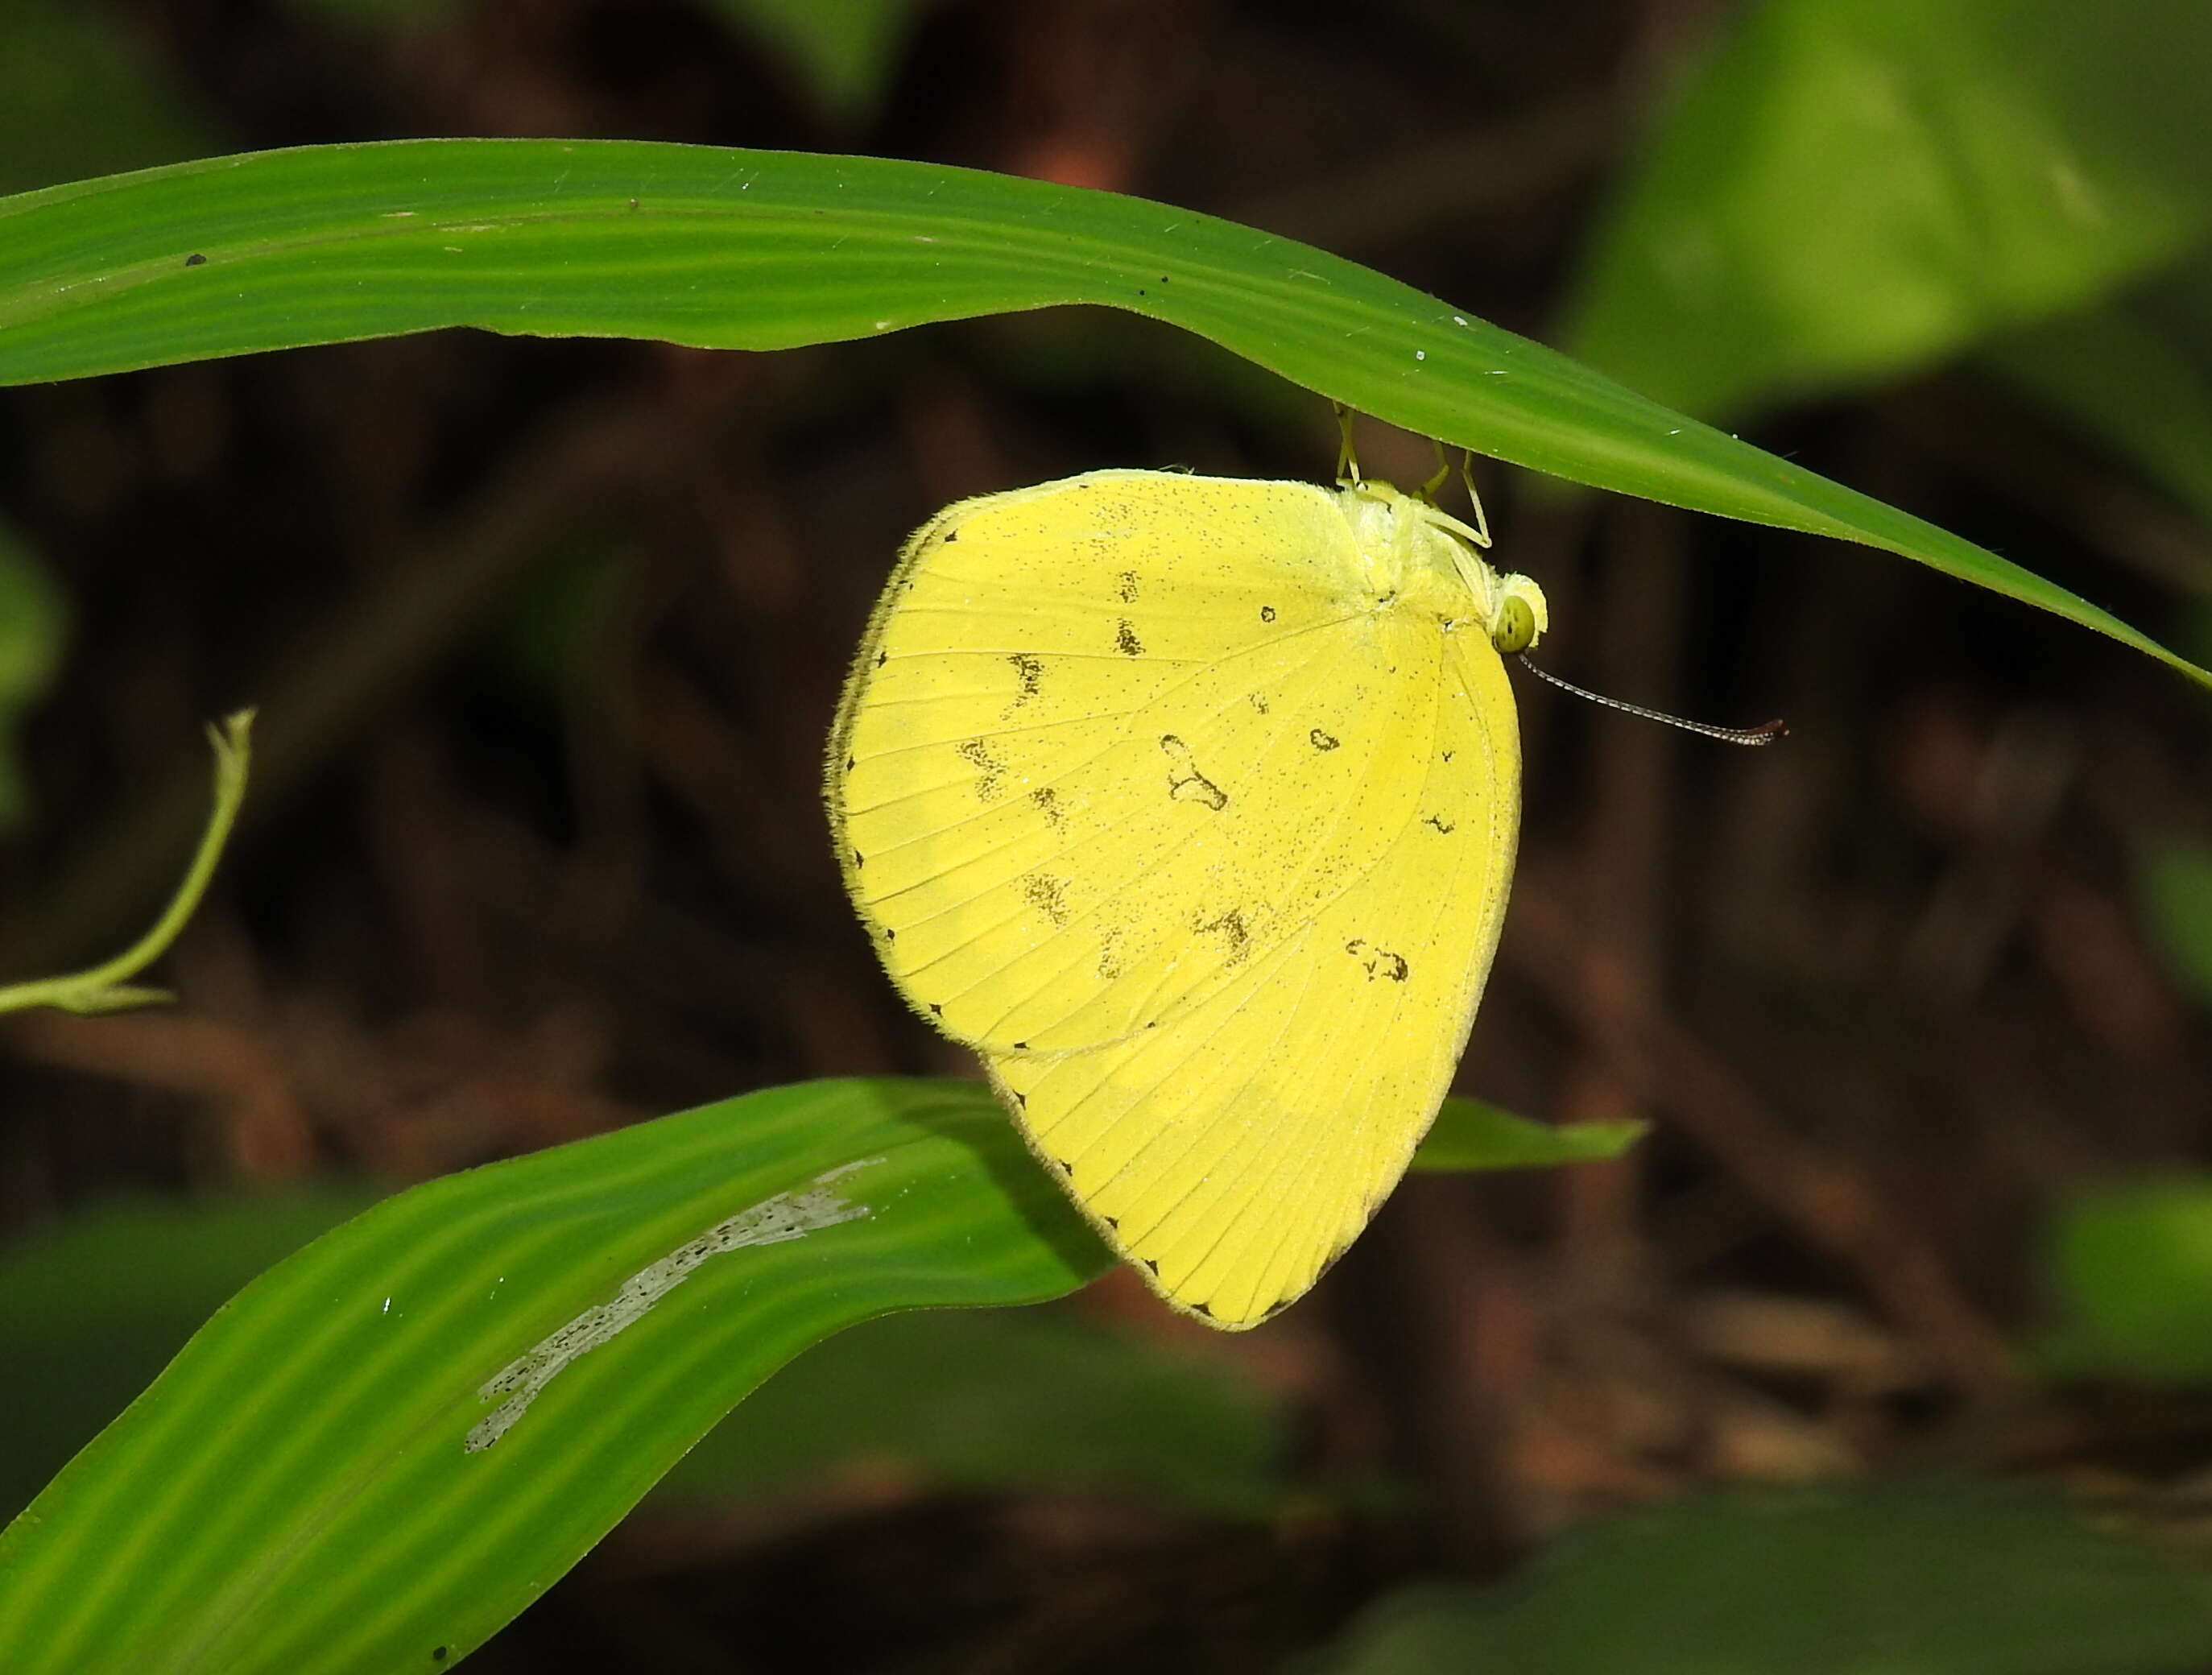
701 0 929 126
661 1308 1295 1520
0 0 217 196
2044 1177 2212 1383
2133 844 2212 1013
1568 0 2212 422
0 521 66 833
1296 1478 2212 1675
1983 274 2212 543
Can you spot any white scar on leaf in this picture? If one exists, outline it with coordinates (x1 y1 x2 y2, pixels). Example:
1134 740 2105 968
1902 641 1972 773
465 1160 879 1453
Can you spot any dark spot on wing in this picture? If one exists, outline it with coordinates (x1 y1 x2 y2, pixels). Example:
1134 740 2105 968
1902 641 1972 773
1098 927 1123 980
956 737 1007 800
1191 1301 1216 1319
1441 749 1454 763
1309 728 1341 751
1344 937 1409 982
1259 604 1276 622
1142 1257 1160 1275
1250 693 1269 713
1423 814 1456 834
1193 908 1251 964
1102 1214 1119 1229
1030 785 1066 829
1006 653 1044 706
928 1001 942 1015
1011 1090 1027 1108
1115 618 1143 657
874 650 887 668
1160 734 1228 810
1116 570 1139 603
941 530 960 544
852 847 865 867
1021 872 1071 927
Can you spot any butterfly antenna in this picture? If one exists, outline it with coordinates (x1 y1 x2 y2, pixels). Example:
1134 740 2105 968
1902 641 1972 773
1333 403 1362 486
1516 654 1787 745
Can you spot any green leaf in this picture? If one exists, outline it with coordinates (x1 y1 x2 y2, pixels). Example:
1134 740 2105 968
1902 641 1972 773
1294 1477 2212 1674
0 518 67 832
0 139 2202 686
1410 1096 1644 1172
0 1077 1109 1674
2043 1176 2212 1383
1566 0 2212 421
2131 841 2212 1010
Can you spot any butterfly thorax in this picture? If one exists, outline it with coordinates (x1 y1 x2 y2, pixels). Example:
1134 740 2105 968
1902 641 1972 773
1333 480 1549 652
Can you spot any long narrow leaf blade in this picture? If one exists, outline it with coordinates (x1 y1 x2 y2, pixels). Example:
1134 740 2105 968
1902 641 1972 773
0 1077 1106 1675
0 139 2202 686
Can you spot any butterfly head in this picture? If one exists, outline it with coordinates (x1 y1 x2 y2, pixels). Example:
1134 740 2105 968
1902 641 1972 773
1489 574 1548 654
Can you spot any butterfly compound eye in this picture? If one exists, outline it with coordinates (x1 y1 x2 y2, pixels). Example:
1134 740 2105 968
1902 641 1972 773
1491 594 1537 656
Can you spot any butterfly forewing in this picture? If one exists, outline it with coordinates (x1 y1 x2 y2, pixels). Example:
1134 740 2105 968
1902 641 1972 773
834 471 1436 1053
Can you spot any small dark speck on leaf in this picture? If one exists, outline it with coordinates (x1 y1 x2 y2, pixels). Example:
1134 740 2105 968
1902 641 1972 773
184 252 206 267
432 1652 449 1664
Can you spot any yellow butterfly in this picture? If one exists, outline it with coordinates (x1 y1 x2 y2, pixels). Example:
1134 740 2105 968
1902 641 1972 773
827 465 1546 1328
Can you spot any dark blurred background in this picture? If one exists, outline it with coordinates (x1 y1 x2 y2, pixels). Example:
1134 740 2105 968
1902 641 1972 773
5 2 2212 1671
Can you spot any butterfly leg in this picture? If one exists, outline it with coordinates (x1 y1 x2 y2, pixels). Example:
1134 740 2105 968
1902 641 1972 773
1333 402 1362 487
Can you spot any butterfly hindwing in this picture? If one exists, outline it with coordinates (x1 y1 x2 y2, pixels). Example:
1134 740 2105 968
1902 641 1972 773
986 627 1519 1327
